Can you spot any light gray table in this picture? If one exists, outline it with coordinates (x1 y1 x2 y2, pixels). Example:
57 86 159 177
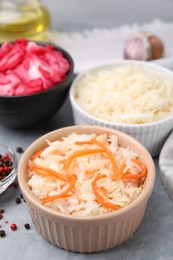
0 97 173 260
1 1 173 256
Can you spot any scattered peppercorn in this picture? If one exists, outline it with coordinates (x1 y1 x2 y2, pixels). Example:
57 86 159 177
15 197 21 204
4 221 9 224
19 193 26 202
0 213 3 219
0 230 6 237
10 223 17 231
0 209 4 214
16 147 23 153
10 181 18 188
24 223 30 230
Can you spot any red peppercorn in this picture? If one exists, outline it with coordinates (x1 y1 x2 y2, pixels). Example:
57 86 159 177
10 223 17 230
0 213 3 219
4 166 11 173
0 167 4 173
4 166 8 172
2 154 9 160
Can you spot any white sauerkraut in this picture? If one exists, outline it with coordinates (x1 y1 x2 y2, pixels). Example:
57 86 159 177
28 133 147 216
74 65 173 124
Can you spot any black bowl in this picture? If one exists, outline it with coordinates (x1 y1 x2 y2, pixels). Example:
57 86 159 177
0 42 74 128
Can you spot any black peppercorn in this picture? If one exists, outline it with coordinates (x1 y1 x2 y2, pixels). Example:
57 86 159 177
0 230 6 237
15 197 21 204
6 161 13 166
11 181 18 188
1 172 8 177
16 147 24 153
24 223 30 230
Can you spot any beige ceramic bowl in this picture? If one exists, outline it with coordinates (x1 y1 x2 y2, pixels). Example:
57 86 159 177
18 125 155 253
69 60 173 157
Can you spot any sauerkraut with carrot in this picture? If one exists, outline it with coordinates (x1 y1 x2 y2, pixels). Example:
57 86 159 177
28 133 147 216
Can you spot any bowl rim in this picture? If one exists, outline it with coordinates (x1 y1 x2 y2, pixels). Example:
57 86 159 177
18 125 156 222
69 60 173 129
0 41 74 100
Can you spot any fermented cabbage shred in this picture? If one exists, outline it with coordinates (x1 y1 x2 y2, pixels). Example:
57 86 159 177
28 133 147 216
75 65 173 124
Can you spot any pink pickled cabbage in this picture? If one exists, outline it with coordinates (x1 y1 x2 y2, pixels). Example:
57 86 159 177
0 39 70 96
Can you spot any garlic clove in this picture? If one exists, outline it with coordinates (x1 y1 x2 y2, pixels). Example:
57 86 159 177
123 31 164 61
124 32 151 61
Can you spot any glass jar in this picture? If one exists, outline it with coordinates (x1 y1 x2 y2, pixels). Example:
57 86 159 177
0 0 51 42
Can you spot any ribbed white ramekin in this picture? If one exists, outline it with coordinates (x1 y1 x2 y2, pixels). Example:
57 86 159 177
18 126 155 253
69 61 173 157
26 199 147 252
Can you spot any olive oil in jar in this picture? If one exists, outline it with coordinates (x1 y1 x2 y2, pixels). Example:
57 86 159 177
0 0 51 42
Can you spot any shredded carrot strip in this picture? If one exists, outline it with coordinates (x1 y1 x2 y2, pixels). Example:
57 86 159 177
111 162 126 181
41 175 77 204
121 159 147 180
93 139 118 178
85 170 93 175
100 187 108 196
29 161 68 182
76 138 117 179
61 149 104 171
31 149 44 162
29 135 147 211
68 161 78 175
60 193 74 198
92 174 121 211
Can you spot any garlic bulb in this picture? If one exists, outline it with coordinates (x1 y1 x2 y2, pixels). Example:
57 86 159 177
123 31 164 61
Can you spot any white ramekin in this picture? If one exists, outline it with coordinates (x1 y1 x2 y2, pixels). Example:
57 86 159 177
69 60 173 157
